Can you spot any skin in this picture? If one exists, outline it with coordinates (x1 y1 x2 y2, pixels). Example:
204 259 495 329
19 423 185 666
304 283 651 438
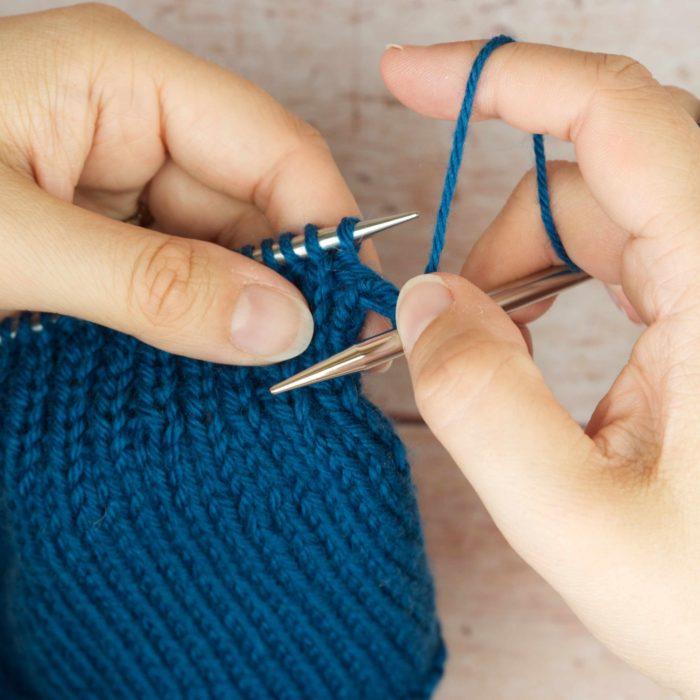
384 41 700 696
0 3 387 363
3 3 699 695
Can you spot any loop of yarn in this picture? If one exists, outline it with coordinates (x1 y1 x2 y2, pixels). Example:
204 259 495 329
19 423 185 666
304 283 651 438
248 217 400 326
329 216 358 252
426 34 576 273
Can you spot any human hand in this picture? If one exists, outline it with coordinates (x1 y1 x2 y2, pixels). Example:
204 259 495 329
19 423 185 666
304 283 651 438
0 3 372 364
382 40 700 695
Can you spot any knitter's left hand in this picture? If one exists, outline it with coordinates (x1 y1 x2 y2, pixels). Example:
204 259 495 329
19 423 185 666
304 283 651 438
0 4 380 364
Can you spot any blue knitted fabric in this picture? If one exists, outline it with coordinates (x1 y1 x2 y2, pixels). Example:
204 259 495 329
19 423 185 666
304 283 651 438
0 219 444 699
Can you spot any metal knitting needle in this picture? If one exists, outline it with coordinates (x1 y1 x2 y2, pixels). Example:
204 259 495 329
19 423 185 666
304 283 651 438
270 265 591 395
249 211 419 264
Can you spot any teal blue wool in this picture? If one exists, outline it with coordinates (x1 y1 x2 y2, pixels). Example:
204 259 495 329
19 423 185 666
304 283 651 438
0 220 443 699
0 34 567 699
427 35 575 273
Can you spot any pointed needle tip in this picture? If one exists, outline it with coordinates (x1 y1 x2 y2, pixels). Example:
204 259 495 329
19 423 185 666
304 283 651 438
269 374 314 394
269 383 289 395
390 211 419 224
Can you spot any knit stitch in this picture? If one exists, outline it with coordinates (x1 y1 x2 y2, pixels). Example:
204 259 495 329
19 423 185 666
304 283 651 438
0 222 442 699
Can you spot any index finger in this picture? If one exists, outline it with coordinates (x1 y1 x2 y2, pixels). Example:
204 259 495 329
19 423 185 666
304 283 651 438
149 36 393 282
133 31 360 233
148 34 392 336
381 41 700 321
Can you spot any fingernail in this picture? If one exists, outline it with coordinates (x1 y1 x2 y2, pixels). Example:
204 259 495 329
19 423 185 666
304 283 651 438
396 274 454 355
385 43 404 51
230 284 313 360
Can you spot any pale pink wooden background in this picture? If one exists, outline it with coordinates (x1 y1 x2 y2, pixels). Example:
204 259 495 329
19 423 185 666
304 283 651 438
6 1 698 697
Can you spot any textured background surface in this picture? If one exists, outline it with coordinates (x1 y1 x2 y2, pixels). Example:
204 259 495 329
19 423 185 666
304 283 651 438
5 1 697 697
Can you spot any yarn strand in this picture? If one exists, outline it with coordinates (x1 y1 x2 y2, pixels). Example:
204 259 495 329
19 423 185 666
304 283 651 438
533 134 579 270
426 35 578 273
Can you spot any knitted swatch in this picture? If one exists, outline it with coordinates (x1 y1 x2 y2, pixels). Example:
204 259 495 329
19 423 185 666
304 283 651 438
0 218 443 699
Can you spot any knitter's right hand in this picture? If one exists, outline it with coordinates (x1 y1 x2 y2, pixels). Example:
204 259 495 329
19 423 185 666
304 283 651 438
384 40 700 696
0 4 368 364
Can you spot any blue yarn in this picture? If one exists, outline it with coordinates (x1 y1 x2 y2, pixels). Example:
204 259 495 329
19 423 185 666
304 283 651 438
426 35 576 272
533 134 579 270
0 223 442 699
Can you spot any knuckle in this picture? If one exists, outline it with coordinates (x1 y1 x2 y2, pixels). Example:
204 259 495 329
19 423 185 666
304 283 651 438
287 117 334 168
252 114 332 211
592 52 654 88
38 3 141 50
413 333 530 428
66 3 135 25
291 116 328 152
281 112 334 165
129 237 213 331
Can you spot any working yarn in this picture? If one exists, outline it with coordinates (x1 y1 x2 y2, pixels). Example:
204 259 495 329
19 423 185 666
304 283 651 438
427 34 575 273
0 34 568 700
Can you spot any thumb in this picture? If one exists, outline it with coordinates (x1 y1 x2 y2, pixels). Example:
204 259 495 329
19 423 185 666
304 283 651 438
396 273 597 557
1 179 313 365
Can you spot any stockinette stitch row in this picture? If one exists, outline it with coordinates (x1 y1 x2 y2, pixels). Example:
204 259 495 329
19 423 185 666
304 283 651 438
0 216 442 700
